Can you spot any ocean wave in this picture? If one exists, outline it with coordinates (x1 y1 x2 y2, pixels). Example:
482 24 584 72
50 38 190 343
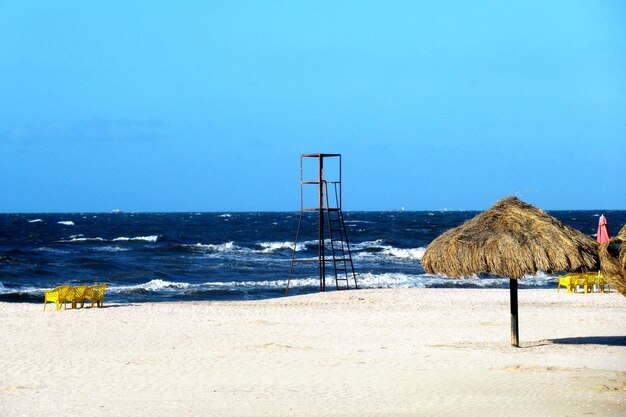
0 284 44 296
292 239 424 261
255 241 306 253
112 235 158 242
183 242 252 254
58 221 75 226
112 279 191 293
356 272 558 289
350 240 425 261
0 272 562 302
28 219 43 223
208 277 319 288
36 247 71 254
58 235 158 244
351 239 391 250
219 213 232 218
380 247 425 260
59 237 105 243
93 246 129 252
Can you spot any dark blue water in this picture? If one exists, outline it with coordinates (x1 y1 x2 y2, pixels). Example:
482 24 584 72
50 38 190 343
1 210 624 303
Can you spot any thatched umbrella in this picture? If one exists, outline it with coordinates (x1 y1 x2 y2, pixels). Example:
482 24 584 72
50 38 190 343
422 196 598 347
599 224 626 297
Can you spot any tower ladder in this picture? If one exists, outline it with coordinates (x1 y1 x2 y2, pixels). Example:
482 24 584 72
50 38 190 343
324 181 357 290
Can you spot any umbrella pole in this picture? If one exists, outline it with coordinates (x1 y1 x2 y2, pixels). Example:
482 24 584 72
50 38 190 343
510 278 519 347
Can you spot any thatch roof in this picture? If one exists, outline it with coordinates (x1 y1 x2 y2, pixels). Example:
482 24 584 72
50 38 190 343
599 224 626 296
422 197 598 279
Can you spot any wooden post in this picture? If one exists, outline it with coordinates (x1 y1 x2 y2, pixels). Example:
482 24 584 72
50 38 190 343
510 278 519 347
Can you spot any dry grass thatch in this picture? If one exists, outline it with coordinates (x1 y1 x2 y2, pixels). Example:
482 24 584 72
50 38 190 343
422 197 598 279
599 224 626 296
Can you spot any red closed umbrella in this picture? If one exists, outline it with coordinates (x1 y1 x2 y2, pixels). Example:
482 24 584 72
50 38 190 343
596 215 611 290
597 215 611 244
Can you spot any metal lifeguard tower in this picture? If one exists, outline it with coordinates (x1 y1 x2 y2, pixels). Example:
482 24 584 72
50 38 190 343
286 154 357 293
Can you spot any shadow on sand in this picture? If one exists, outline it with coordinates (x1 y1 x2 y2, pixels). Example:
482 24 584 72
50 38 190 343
550 336 626 347
522 336 626 348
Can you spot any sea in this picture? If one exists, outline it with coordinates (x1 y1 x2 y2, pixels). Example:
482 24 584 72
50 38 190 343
1 210 624 304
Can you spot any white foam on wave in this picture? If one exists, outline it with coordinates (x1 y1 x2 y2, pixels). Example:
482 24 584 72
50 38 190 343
256 241 306 253
219 213 231 218
520 271 558 286
59 237 105 243
28 219 43 223
187 242 250 253
356 272 435 288
94 246 129 252
58 235 158 244
206 277 319 288
350 240 425 261
0 284 45 295
112 279 191 293
381 247 425 260
357 272 501 289
113 235 158 242
351 239 381 248
276 272 558 290
58 221 75 226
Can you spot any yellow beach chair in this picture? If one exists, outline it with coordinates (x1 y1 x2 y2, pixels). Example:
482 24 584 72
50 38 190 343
581 272 599 293
85 284 109 308
598 272 610 293
557 273 578 293
67 285 89 309
43 285 71 311
573 273 594 293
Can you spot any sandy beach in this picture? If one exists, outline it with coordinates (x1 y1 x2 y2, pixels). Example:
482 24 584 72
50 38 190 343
1 288 624 416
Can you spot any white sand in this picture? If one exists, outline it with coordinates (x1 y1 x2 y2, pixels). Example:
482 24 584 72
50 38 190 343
1 288 624 417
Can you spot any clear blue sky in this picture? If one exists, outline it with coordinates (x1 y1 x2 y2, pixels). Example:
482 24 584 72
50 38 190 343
1 1 624 212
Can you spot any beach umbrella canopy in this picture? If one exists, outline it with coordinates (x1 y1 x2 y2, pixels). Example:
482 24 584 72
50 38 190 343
599 224 626 297
597 215 611 244
422 196 599 346
422 197 598 279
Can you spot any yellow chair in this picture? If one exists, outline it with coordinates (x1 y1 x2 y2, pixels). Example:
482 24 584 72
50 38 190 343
43 285 72 311
557 273 578 293
582 272 599 293
67 285 89 309
573 272 595 293
595 272 610 293
85 284 109 308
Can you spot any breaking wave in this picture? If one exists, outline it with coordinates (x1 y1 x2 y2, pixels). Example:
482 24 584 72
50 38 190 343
58 235 158 243
59 237 105 243
184 242 250 253
114 279 192 293
256 241 306 253
112 236 158 242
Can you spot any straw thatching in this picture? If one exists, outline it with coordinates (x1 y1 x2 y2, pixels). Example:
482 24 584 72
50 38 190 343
599 224 626 297
422 197 598 279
